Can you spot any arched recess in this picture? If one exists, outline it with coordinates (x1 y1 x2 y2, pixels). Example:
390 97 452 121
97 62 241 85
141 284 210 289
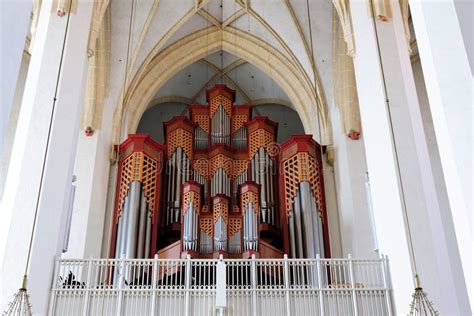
112 27 329 145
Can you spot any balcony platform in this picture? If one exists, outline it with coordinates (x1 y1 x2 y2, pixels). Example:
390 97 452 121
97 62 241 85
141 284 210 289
49 255 394 316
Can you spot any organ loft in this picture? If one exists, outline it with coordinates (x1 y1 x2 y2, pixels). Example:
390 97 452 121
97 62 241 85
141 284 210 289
110 85 329 260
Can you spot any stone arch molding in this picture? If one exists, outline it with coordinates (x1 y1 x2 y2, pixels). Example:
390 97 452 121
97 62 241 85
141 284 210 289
113 27 329 145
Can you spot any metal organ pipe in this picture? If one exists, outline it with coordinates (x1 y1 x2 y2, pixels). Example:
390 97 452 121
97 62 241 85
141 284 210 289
292 190 304 258
144 212 151 258
125 181 141 259
300 182 316 259
195 127 208 149
232 127 247 150
288 212 296 258
211 106 230 145
115 208 125 258
175 148 182 222
288 181 325 259
243 203 258 251
214 217 227 251
136 193 147 259
119 196 130 257
166 147 191 225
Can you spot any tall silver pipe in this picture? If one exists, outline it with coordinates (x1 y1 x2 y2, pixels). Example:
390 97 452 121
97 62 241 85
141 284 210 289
119 196 130 257
115 213 124 259
310 194 322 258
125 181 141 259
200 231 212 253
293 191 304 258
318 212 325 257
244 209 250 251
300 182 316 259
258 149 267 223
193 209 198 251
174 148 182 222
269 159 275 225
136 193 147 258
144 212 151 258
288 212 296 258
265 154 271 224
253 204 257 250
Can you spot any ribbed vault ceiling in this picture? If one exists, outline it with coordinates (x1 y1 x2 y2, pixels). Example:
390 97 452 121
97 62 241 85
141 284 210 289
107 0 333 110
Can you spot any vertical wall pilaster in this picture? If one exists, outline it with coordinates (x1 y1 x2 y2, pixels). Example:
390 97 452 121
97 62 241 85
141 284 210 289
0 1 93 313
409 0 473 309
350 0 471 313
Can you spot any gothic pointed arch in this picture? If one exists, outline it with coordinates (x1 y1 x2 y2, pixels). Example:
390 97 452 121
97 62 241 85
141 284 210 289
112 27 330 147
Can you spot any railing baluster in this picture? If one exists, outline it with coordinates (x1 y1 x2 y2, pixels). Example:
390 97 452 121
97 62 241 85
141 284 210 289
151 254 158 315
184 254 191 316
348 254 359 316
316 255 325 316
82 258 93 316
251 254 257 316
116 257 125 316
283 255 291 316
381 254 393 316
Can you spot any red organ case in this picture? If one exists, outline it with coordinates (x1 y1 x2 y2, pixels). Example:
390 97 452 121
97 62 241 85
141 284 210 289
111 84 330 259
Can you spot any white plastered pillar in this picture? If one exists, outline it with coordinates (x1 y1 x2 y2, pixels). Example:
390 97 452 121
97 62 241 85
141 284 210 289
0 1 93 314
62 132 111 259
409 0 473 308
350 0 471 314
0 0 31 159
330 112 377 258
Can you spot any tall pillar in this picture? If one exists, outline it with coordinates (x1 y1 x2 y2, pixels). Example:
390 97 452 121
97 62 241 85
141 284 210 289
350 0 470 313
0 1 93 314
62 132 110 259
409 0 473 308
0 0 31 159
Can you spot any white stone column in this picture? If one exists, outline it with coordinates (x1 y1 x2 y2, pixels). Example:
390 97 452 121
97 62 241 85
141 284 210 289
350 0 471 314
0 1 93 314
0 0 31 159
0 0 32 198
409 0 473 308
330 108 378 258
63 131 112 259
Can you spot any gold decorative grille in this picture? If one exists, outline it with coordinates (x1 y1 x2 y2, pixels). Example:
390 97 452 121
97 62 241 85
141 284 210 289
282 152 321 215
199 217 213 235
232 160 248 179
209 154 233 177
117 152 159 220
142 154 159 219
210 95 232 118
167 128 193 158
241 190 259 215
213 201 229 224
229 218 242 236
182 190 200 215
248 129 274 158
193 159 209 178
194 114 209 133
232 115 248 133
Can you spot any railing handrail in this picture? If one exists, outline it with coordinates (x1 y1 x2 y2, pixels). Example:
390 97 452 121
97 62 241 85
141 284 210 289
56 256 386 263
49 255 394 316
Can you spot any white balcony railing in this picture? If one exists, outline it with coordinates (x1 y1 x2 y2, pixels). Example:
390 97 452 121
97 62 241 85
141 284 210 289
48 255 394 316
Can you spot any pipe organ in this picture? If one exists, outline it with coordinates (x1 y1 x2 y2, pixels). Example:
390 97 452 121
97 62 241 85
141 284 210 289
110 84 330 260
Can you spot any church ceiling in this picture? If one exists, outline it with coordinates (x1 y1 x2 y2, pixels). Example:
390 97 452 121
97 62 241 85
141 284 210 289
83 0 334 144
103 0 333 108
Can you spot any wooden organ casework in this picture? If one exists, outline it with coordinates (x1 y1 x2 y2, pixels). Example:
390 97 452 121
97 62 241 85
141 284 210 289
110 84 330 260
